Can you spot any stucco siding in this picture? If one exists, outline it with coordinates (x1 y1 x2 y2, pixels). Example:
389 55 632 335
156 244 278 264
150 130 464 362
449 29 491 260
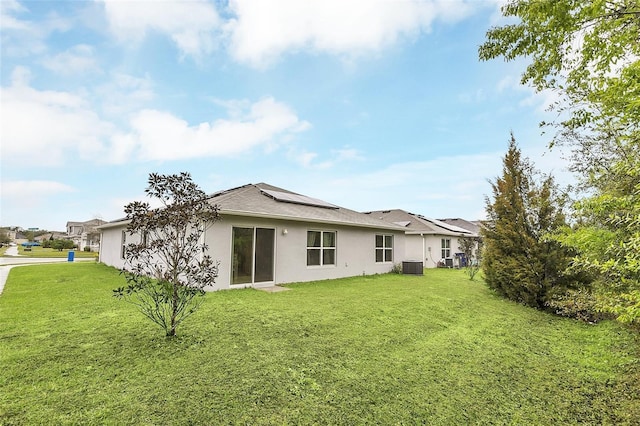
100 215 406 290
99 225 126 269
403 234 469 268
423 235 467 268
99 225 145 270
404 235 423 264
205 215 405 289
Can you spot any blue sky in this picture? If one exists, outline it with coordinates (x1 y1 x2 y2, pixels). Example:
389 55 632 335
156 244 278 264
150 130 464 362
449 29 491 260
1 0 571 231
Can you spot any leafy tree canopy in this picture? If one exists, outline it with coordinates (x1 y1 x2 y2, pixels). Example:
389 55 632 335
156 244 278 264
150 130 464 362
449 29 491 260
479 0 639 164
480 1 639 91
0 229 11 245
114 172 220 337
48 239 75 251
480 0 640 324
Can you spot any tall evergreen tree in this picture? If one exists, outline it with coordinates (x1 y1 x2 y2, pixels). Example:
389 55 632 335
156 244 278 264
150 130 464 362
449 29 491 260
482 134 579 309
480 0 640 323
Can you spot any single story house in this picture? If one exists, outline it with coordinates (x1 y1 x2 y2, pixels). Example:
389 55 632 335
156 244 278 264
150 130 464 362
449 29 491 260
98 183 407 290
363 209 478 268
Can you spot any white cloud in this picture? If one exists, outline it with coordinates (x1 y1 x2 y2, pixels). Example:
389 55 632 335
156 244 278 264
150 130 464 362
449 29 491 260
292 151 321 168
225 0 476 67
112 97 311 162
99 0 221 58
333 147 364 162
0 67 113 165
0 0 71 56
107 195 164 218
300 151 504 219
2 180 75 198
1 180 75 211
97 72 155 116
340 153 501 193
0 66 309 166
487 0 513 26
301 145 575 220
458 88 486 104
42 44 98 75
288 146 364 169
0 0 29 30
96 0 482 66
496 74 560 113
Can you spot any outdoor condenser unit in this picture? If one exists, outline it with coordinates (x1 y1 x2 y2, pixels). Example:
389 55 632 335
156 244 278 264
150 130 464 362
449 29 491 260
402 261 423 275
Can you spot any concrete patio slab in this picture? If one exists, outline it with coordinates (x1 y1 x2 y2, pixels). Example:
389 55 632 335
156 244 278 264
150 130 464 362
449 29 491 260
256 286 291 293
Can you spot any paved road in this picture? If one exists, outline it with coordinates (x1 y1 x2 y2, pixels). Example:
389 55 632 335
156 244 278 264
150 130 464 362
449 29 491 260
0 246 96 295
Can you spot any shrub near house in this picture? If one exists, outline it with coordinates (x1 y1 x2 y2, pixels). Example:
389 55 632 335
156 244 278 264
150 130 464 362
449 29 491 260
43 239 75 251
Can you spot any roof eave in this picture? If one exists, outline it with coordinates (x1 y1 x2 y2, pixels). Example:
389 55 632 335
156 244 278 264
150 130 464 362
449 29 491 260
97 219 131 230
405 230 477 237
220 209 406 231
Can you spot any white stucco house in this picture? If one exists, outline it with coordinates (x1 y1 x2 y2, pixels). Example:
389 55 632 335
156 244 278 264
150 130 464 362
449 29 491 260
363 209 479 268
98 183 407 290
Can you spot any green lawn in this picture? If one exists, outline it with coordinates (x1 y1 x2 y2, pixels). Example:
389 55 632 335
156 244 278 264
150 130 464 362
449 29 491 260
1 264 638 425
9 245 98 258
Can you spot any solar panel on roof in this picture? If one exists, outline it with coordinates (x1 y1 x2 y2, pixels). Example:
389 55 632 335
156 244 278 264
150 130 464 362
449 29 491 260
261 189 339 209
424 216 472 234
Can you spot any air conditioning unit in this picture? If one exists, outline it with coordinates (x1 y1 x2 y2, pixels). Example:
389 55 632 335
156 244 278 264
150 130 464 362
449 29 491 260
402 261 423 275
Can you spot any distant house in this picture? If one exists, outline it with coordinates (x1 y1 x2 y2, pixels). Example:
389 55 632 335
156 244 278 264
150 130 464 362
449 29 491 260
364 209 478 268
98 183 407 290
66 219 107 251
34 232 67 243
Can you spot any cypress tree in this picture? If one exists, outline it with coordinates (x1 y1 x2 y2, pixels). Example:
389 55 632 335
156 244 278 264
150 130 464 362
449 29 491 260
482 134 577 309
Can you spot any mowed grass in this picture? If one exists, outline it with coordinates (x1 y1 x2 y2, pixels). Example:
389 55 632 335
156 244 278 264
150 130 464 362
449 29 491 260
11 245 98 258
1 264 639 425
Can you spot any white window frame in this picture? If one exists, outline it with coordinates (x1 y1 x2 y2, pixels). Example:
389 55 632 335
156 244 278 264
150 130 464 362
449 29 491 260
441 238 451 259
306 230 336 267
120 230 127 259
231 226 276 286
375 234 393 263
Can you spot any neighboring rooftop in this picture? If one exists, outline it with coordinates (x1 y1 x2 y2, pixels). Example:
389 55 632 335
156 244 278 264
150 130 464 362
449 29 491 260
364 209 477 237
67 219 107 234
437 218 482 235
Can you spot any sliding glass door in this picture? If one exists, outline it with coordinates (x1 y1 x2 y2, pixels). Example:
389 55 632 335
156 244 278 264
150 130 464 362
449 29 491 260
232 227 275 285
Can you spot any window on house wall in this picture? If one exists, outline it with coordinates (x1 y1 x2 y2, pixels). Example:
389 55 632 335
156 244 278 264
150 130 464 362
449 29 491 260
375 234 393 262
120 230 127 259
441 238 451 259
307 230 336 266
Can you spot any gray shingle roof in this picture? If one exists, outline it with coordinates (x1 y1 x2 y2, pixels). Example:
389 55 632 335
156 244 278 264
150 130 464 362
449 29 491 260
208 183 404 230
364 209 477 237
